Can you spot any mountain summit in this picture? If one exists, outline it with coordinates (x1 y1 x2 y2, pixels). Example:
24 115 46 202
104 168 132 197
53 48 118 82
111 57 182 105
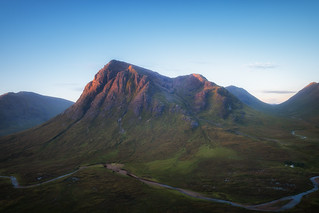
64 60 243 123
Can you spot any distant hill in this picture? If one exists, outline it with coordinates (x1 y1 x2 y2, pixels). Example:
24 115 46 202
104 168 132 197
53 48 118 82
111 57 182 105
0 92 74 136
276 82 319 124
226 83 319 124
225 85 273 112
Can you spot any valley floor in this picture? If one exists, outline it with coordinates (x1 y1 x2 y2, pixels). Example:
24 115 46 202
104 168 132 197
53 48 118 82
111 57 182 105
1 163 319 213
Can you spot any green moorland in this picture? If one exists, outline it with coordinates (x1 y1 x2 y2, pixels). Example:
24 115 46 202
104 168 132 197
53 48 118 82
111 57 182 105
0 165 318 213
0 165 251 213
1 106 319 212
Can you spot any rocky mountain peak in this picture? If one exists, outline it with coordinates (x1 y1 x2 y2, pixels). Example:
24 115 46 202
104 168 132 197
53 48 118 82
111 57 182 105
64 60 243 125
305 82 318 89
191 73 207 83
65 60 153 120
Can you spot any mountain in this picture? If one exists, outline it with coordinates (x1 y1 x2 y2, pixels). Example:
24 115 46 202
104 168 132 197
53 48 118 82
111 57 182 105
0 92 74 136
1 60 319 212
66 60 243 122
225 85 273 111
0 60 247 175
276 82 319 124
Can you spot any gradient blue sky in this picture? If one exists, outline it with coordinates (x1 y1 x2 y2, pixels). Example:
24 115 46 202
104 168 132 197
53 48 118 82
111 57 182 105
0 0 318 103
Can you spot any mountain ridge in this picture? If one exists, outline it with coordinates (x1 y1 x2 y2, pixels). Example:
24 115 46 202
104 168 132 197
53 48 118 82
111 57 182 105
64 60 242 124
226 83 319 124
225 85 273 112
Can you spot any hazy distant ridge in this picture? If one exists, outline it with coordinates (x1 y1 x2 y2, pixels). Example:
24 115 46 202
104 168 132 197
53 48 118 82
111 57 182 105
226 83 319 124
0 92 74 136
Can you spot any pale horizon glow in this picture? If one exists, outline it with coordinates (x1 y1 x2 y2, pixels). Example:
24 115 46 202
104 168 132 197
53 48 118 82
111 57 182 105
0 0 318 104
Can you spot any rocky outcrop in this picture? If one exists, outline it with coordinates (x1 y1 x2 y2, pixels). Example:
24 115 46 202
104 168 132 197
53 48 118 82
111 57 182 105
65 61 153 120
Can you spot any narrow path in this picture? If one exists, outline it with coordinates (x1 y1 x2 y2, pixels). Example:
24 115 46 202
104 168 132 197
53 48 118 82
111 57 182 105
1 164 318 212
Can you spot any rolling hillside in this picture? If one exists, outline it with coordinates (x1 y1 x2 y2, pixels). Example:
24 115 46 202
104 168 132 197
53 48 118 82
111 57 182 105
0 92 74 136
225 85 273 112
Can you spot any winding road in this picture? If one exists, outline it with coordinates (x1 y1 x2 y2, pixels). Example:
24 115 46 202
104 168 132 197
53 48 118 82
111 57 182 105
1 164 318 212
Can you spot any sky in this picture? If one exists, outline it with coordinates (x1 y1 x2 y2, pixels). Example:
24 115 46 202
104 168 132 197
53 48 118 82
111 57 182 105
0 0 318 103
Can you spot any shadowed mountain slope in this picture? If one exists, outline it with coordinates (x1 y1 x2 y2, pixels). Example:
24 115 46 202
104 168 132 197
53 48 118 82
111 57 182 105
0 92 74 136
276 82 319 124
225 86 273 112
226 83 319 125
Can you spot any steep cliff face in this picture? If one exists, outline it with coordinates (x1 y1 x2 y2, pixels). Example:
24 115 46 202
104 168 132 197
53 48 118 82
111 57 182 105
172 73 242 118
66 61 152 120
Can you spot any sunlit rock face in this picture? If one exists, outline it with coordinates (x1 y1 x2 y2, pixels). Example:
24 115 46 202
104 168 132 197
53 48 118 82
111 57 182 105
66 60 152 120
65 60 242 124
